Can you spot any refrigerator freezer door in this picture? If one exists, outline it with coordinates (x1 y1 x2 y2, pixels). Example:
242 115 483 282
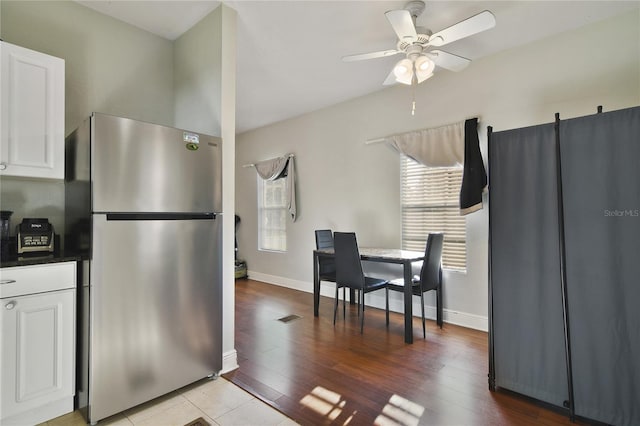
88 214 222 423
91 114 222 213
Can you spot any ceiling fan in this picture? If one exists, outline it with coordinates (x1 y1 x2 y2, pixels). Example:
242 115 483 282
343 1 496 86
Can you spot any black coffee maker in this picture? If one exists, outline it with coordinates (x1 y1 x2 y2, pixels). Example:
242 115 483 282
17 218 55 255
1 211 14 260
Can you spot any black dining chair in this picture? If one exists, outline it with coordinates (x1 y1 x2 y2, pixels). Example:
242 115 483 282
315 229 336 283
317 229 361 318
386 233 444 338
334 232 389 334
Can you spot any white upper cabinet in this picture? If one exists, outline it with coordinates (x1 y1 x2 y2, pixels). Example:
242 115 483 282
0 41 65 180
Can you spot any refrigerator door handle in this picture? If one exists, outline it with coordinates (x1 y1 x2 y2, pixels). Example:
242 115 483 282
105 213 217 221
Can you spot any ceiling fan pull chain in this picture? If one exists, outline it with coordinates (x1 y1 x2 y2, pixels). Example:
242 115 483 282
411 64 417 116
411 85 417 116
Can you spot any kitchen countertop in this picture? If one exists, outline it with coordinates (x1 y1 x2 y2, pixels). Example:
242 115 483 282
1 253 81 268
1 234 82 268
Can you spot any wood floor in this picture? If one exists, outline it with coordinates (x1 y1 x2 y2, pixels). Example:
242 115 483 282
224 279 577 426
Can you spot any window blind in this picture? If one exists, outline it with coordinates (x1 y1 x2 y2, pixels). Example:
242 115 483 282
401 155 466 270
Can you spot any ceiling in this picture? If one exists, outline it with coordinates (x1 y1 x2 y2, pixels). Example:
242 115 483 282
76 1 639 133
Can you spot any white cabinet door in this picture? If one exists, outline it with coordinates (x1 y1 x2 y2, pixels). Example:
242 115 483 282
0 289 75 423
0 41 65 179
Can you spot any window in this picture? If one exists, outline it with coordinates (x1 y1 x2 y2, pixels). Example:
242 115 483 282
258 176 287 251
401 155 466 271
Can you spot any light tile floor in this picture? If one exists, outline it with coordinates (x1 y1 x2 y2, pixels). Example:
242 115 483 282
40 377 298 426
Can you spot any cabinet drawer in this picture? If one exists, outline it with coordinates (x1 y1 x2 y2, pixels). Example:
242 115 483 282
0 262 76 298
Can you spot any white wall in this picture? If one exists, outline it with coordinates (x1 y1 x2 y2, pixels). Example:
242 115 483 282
235 9 640 331
219 5 238 374
174 4 238 374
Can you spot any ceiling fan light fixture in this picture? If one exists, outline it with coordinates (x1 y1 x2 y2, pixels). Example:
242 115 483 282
393 58 413 85
393 58 412 76
415 59 434 83
395 64 409 75
395 73 413 85
415 55 435 74
416 72 434 84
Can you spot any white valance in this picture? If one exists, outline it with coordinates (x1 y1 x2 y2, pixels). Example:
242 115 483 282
388 121 465 167
255 156 288 180
254 155 297 221
385 118 487 215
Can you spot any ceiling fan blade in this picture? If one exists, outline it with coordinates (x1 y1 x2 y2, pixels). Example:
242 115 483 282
428 10 496 47
342 49 401 62
383 69 398 86
385 9 418 42
429 50 471 72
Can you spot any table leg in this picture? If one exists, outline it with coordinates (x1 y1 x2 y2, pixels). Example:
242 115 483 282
404 261 414 344
313 251 320 317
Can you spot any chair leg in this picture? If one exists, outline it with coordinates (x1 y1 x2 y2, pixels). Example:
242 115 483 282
333 285 339 325
420 291 426 339
343 287 346 319
385 287 389 326
437 285 443 329
360 289 365 334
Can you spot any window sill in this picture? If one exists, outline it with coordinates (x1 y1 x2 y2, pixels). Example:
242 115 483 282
258 248 287 254
444 268 467 275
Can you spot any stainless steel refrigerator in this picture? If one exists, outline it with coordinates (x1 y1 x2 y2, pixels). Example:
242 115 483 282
65 113 222 424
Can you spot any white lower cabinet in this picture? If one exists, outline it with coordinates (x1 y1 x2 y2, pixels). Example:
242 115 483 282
0 262 76 425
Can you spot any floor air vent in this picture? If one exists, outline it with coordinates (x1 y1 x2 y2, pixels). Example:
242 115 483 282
278 314 301 323
184 417 210 426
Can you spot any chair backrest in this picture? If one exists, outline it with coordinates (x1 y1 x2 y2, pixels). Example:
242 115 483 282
334 232 365 290
315 229 334 250
315 229 336 277
419 233 444 292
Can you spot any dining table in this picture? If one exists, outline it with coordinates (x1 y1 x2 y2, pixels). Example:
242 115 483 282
313 247 425 344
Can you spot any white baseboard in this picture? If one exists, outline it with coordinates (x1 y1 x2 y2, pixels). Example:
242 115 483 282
246 271 488 332
0 397 73 426
221 349 238 374
247 271 310 293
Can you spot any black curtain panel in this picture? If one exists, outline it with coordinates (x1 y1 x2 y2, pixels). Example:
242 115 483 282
559 107 640 426
489 123 569 407
460 117 488 214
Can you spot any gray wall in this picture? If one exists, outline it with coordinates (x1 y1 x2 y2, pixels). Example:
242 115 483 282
174 9 222 136
0 177 65 239
0 0 175 237
1 1 175 133
235 9 640 330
